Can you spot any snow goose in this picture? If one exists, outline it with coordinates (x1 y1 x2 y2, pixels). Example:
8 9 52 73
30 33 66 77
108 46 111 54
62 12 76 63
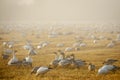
80 43 87 47
37 45 42 49
58 50 65 60
58 53 74 67
3 42 7 47
93 40 97 44
107 42 115 48
58 59 72 67
23 45 33 50
1 54 9 59
4 49 13 54
23 54 33 67
98 64 119 75
7 41 14 48
64 47 73 52
8 50 19 65
103 58 118 65
36 66 52 76
49 52 60 67
88 63 95 72
70 54 86 68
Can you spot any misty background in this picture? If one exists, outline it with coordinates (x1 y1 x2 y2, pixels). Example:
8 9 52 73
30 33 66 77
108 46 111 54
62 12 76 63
0 0 120 24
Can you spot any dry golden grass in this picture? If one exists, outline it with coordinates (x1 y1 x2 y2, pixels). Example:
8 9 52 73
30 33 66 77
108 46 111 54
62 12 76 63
0 28 120 80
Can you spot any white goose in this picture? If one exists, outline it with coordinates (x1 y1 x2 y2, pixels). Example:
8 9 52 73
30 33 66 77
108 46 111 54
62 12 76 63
58 50 65 60
93 40 97 44
49 52 60 67
58 52 72 67
70 54 86 68
58 59 72 67
4 49 13 54
98 64 117 74
65 47 73 52
3 41 7 47
8 44 13 48
36 66 52 76
23 45 33 50
25 55 33 63
8 50 18 65
23 54 33 67
107 41 115 48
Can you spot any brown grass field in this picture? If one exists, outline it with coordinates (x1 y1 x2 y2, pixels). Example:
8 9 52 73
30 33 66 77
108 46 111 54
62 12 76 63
0 27 120 80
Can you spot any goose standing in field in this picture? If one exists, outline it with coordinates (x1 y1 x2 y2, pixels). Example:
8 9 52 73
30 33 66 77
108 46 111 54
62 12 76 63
58 50 65 60
8 50 19 65
49 52 62 67
53 52 59 60
70 54 86 68
88 63 95 72
35 66 52 76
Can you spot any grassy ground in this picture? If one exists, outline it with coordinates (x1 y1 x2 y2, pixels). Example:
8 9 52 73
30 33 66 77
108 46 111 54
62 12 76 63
0 27 120 80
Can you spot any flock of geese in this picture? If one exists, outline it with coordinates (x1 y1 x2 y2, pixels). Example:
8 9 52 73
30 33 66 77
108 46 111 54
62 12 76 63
1 41 120 77
1 33 120 77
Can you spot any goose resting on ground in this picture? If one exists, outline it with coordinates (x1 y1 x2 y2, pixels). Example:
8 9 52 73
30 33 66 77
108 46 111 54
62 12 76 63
98 64 120 75
103 58 118 65
36 66 52 76
22 55 33 67
31 66 52 76
1 54 9 59
8 50 19 65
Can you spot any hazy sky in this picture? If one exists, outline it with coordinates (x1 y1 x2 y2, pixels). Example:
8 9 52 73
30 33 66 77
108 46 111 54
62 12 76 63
0 0 120 24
